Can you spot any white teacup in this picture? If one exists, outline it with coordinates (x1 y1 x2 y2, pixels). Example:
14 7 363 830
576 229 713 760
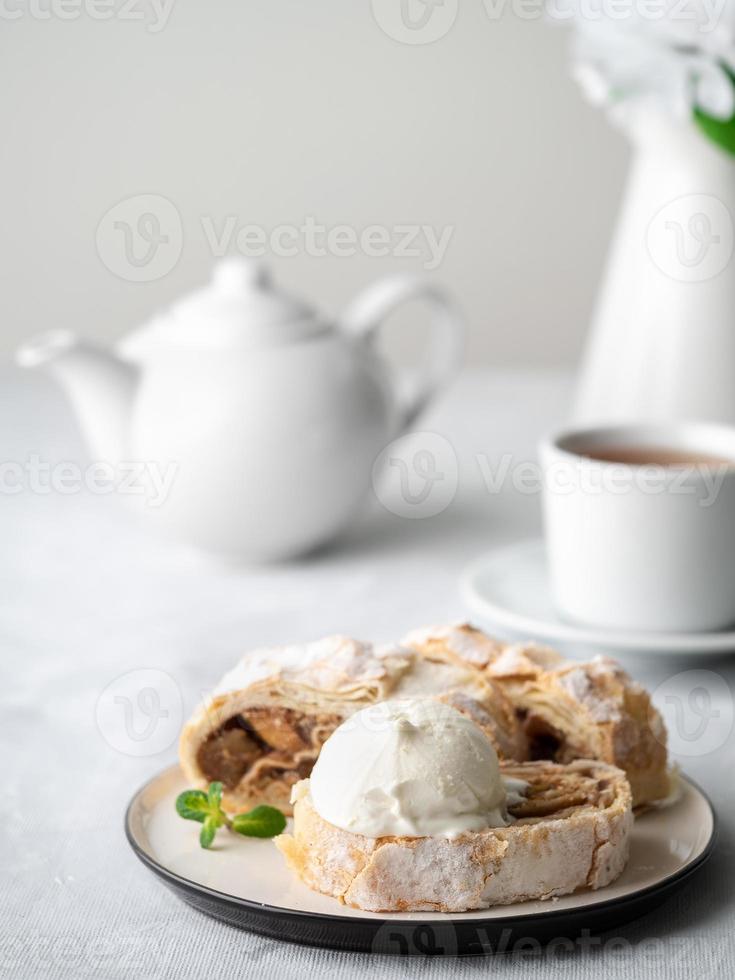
540 423 735 633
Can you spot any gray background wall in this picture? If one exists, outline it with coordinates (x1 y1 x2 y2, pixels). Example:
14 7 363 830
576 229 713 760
0 0 630 366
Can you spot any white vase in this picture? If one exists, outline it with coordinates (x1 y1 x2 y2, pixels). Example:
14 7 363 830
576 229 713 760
574 106 735 426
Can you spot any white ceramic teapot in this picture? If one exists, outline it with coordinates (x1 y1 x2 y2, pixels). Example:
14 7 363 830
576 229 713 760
17 259 464 560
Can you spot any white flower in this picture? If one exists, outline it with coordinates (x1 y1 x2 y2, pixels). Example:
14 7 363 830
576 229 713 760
552 0 735 120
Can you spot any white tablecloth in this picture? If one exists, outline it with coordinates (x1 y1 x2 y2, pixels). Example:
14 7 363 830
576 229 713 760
2 367 733 980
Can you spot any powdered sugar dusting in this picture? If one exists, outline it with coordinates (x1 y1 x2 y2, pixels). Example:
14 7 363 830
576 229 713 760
486 642 564 678
557 667 621 723
214 635 410 696
403 623 502 667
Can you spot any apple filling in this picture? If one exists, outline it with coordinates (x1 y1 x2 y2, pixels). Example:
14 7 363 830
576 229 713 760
503 761 617 819
197 707 342 791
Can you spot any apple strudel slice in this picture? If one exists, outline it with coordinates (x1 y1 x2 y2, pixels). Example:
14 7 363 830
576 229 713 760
276 759 633 913
403 624 670 807
179 635 526 813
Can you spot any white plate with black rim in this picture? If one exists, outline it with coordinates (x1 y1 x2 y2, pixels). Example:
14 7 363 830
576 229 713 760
460 539 735 658
125 765 716 956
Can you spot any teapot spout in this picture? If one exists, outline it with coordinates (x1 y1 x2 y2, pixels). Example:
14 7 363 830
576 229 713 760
17 329 139 466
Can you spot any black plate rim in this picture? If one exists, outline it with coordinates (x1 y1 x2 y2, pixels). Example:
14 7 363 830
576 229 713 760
124 765 718 934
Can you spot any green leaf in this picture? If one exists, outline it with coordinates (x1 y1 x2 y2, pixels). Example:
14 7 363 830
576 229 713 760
175 790 211 823
694 106 735 156
207 781 223 809
231 805 287 839
199 817 217 849
693 64 735 156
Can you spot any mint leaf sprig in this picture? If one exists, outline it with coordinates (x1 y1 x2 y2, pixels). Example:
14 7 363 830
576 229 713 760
175 781 286 849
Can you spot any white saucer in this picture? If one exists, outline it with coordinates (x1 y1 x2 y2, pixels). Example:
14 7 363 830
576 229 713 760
460 539 735 657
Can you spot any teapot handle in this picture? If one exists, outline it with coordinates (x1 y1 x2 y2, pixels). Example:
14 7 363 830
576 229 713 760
340 275 465 431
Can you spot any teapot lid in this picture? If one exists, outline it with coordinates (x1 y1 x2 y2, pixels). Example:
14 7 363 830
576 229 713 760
118 259 328 358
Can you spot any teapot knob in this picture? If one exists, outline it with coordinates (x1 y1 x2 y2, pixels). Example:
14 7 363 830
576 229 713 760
213 257 269 294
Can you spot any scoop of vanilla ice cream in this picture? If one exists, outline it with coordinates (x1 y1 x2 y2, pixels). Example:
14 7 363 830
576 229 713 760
308 698 511 839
